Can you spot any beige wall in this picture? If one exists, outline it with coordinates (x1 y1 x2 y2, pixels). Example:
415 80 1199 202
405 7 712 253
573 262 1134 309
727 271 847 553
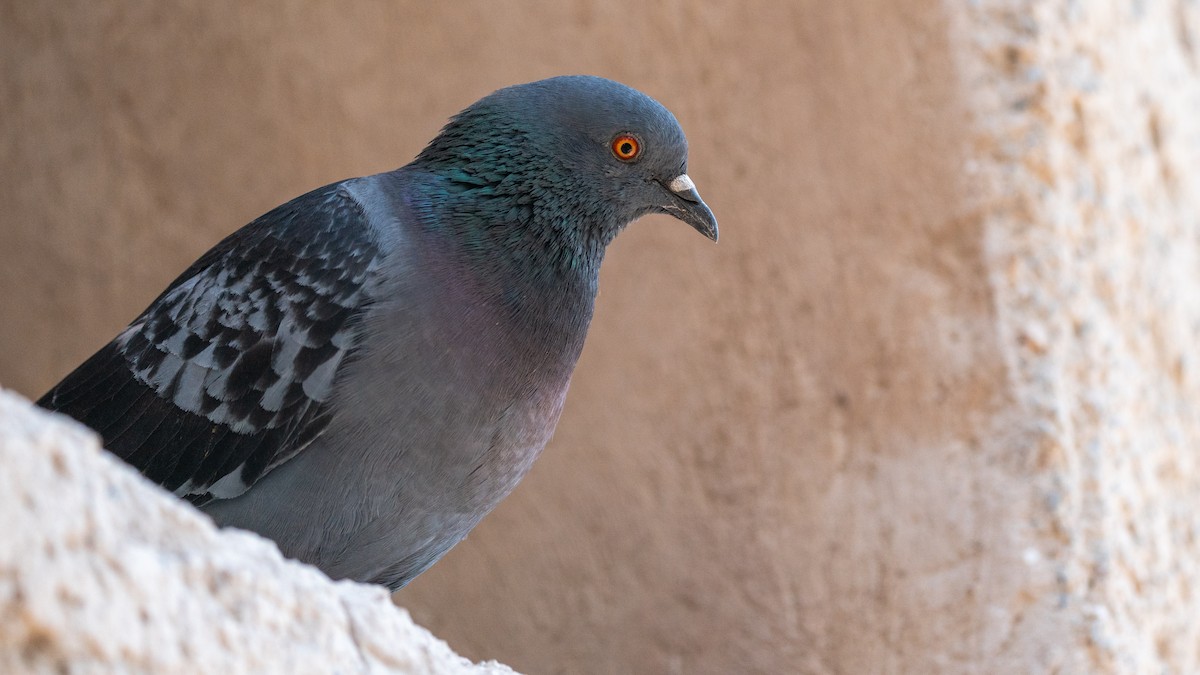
3 2 1199 673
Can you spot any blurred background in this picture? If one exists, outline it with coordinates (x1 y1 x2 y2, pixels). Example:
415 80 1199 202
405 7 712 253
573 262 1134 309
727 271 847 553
4 2 1200 673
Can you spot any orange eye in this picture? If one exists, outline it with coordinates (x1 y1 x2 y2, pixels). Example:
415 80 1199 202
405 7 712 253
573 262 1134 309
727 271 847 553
611 134 640 161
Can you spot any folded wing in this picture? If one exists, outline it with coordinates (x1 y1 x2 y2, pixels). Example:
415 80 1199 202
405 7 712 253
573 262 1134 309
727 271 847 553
39 182 383 505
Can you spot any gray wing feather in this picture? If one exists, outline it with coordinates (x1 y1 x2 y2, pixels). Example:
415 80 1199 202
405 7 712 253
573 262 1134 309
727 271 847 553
40 180 386 503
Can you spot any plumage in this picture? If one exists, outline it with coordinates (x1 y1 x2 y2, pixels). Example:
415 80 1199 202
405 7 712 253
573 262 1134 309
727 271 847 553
38 75 717 589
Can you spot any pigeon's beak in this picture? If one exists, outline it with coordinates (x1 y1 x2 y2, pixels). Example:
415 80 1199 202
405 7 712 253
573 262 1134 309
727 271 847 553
660 174 718 242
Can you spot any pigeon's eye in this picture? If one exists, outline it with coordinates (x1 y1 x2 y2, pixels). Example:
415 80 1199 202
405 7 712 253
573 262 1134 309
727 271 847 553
611 134 641 162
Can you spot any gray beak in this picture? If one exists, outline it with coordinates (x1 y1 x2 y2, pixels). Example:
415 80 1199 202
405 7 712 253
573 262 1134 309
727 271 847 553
661 174 718 242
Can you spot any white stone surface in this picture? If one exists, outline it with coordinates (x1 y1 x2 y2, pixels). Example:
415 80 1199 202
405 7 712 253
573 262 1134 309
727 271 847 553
0 389 516 675
957 1 1200 671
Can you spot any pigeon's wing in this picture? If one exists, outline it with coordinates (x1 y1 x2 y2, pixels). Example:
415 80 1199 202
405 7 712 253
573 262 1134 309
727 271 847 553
38 181 383 505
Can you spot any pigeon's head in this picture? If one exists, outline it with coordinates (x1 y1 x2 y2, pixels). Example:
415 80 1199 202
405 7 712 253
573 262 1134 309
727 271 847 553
415 75 718 245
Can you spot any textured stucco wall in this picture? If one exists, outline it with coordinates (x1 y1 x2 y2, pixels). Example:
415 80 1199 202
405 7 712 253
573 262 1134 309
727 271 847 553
0 389 515 674
955 2 1200 670
2 1 1199 673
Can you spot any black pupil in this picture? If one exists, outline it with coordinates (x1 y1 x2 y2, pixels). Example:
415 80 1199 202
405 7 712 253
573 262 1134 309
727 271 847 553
620 141 633 155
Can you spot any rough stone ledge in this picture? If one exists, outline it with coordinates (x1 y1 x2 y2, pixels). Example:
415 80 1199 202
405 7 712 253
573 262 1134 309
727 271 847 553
0 388 516 675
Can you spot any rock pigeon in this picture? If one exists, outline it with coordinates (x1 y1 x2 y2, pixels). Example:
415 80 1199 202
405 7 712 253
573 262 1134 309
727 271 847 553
37 75 717 590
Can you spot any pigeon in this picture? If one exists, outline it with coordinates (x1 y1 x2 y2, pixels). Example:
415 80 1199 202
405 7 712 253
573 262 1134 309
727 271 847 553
37 75 717 590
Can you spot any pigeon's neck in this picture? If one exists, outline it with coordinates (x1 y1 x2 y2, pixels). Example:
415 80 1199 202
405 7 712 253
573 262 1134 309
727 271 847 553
403 169 609 288
395 169 604 361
